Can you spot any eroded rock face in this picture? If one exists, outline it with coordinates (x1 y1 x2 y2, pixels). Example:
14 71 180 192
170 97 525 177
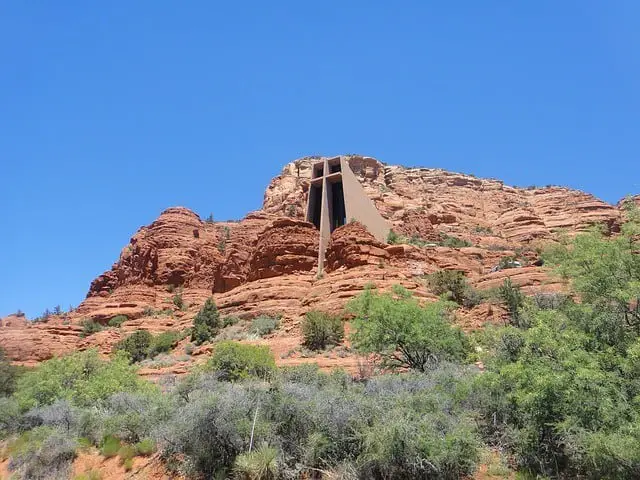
248 218 318 280
3 155 635 364
88 207 224 295
263 156 621 243
325 223 389 271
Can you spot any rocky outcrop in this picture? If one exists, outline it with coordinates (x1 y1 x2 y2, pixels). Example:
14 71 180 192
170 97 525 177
88 207 224 295
3 155 635 365
325 223 389 271
263 156 621 243
247 218 318 280
0 312 27 328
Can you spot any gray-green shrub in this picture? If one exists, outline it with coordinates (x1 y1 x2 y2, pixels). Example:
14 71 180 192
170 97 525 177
301 311 344 350
249 315 280 337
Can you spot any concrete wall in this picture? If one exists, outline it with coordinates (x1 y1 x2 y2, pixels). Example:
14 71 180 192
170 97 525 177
340 157 390 242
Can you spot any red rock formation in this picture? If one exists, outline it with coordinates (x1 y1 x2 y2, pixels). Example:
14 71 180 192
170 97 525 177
2 155 635 366
88 207 223 295
325 223 389 271
263 156 621 243
247 218 318 280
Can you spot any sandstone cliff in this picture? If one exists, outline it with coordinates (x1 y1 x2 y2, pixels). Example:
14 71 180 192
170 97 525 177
0 156 630 370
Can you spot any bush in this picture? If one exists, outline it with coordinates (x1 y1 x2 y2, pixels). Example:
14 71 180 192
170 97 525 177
386 229 399 244
157 382 257 478
301 311 344 350
114 330 153 363
249 315 280 337
173 293 185 310
206 341 276 381
0 347 22 397
107 315 128 328
13 350 154 409
123 457 134 471
74 470 102 480
80 319 103 338
425 270 481 307
148 330 181 357
117 443 136 465
348 285 469 371
440 234 472 248
0 397 21 438
357 407 480 479
8 426 78 480
234 445 279 480
222 315 241 327
499 278 526 327
100 435 121 458
532 292 569 310
191 298 220 345
23 399 80 434
135 438 156 456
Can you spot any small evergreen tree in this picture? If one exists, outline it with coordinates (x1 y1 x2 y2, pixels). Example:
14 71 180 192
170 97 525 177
191 298 220 345
114 330 153 363
499 278 525 327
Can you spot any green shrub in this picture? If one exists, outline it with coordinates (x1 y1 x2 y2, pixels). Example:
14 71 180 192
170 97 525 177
135 438 156 456
114 330 153 363
173 293 185 310
117 443 136 465
357 407 480 478
348 285 468 371
386 230 432 248
249 315 280 337
425 270 481 307
100 435 121 458
148 330 181 357
7 426 78 480
74 470 103 480
206 341 276 381
222 315 241 327
301 311 344 350
191 298 220 345
0 397 22 438
0 348 22 397
440 234 472 248
107 315 128 328
13 350 154 409
499 278 526 327
234 445 279 480
386 229 400 244
123 457 134 471
80 319 103 338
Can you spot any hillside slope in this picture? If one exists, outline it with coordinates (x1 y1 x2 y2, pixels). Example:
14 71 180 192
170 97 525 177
0 155 628 370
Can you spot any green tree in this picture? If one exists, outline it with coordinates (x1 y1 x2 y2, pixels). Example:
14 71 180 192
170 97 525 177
0 348 21 397
348 286 468 371
544 204 640 333
499 278 525 327
191 298 220 345
114 330 153 363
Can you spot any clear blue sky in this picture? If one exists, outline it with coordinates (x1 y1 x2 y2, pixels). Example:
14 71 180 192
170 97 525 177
1 1 638 318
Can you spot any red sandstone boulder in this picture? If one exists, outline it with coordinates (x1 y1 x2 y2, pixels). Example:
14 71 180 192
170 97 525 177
325 222 389 272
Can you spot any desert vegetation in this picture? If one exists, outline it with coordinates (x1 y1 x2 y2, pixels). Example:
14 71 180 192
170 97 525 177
1 205 640 479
